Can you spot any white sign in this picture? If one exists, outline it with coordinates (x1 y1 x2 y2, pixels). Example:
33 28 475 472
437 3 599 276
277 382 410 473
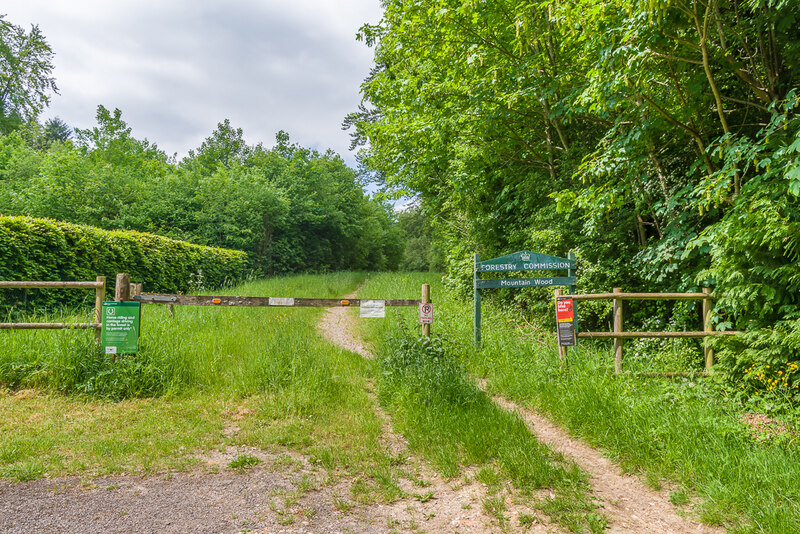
269 297 295 306
360 300 386 318
419 303 433 324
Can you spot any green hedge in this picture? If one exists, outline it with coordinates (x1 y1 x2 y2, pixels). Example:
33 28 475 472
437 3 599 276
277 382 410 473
0 216 246 312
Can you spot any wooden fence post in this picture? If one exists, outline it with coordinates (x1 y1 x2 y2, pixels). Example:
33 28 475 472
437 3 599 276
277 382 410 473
703 287 714 371
115 273 131 302
555 288 568 362
613 287 624 374
474 253 481 347
421 283 431 337
94 276 106 344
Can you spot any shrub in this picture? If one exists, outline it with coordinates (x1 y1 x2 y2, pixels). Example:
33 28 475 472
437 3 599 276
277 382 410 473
0 215 246 313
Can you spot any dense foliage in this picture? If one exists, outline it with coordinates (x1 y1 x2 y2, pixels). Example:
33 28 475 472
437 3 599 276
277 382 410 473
396 206 446 271
0 15 57 134
0 108 403 275
0 215 247 313
350 0 800 398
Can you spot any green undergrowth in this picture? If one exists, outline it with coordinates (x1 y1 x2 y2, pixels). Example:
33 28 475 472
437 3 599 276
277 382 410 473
480 343 800 533
358 272 800 533
358 273 604 532
1 272 366 398
0 272 399 492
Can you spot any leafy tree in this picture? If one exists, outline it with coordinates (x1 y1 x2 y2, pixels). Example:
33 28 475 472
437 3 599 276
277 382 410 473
351 0 800 394
0 108 404 277
193 165 289 272
397 205 445 272
42 116 71 143
184 119 251 172
0 15 57 134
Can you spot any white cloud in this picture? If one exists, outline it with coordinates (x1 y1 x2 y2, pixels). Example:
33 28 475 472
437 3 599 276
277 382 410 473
1 0 383 163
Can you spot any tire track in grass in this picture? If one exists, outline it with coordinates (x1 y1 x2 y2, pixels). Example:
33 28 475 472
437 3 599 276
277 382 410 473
484 386 726 534
317 296 559 533
319 291 726 533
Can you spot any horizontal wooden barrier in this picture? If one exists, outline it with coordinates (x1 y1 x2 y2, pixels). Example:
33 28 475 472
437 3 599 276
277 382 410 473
0 281 105 289
0 322 101 330
578 331 741 339
571 292 714 301
134 293 421 307
560 287 739 375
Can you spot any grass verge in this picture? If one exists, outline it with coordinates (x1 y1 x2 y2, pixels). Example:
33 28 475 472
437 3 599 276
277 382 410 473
0 273 394 499
358 273 604 532
359 272 800 533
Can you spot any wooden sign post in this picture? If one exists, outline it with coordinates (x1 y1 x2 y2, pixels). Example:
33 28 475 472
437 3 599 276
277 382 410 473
420 283 431 337
474 251 576 347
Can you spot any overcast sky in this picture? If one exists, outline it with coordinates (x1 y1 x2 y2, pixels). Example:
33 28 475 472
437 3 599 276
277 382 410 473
3 0 383 166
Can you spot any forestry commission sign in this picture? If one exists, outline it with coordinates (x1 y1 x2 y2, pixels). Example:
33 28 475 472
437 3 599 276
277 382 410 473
475 251 575 273
474 251 576 347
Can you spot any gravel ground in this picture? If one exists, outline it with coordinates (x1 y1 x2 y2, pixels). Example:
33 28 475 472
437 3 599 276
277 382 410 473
0 446 540 534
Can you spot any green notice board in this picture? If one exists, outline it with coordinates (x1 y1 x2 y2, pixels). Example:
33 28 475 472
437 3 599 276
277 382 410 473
101 301 140 354
474 250 576 347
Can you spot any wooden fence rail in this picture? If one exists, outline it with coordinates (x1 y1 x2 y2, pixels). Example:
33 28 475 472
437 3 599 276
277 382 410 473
2 274 434 347
0 277 107 342
559 287 741 374
133 293 421 307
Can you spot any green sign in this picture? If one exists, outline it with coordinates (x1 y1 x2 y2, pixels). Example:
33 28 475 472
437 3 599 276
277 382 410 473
476 276 576 289
474 251 576 347
101 301 140 354
475 251 576 273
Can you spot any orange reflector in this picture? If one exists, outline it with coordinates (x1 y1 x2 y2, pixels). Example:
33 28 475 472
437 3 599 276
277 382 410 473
341 300 350 306
212 298 221 304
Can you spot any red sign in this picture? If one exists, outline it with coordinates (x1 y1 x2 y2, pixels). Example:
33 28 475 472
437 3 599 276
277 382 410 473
556 298 574 322
556 297 576 347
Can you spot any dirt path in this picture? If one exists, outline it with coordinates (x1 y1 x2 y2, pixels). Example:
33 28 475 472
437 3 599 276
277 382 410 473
488 393 725 534
319 296 725 534
0 296 726 534
0 449 380 534
317 296 552 533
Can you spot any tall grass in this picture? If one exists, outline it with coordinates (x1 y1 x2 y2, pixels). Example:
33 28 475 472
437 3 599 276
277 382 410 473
481 341 800 533
358 273 604 532
0 272 394 481
359 272 800 533
0 272 368 398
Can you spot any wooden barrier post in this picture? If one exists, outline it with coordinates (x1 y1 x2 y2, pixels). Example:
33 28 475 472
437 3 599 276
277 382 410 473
474 253 481 347
94 276 106 343
613 287 624 374
703 287 714 371
115 273 131 302
421 283 431 337
555 288 568 362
